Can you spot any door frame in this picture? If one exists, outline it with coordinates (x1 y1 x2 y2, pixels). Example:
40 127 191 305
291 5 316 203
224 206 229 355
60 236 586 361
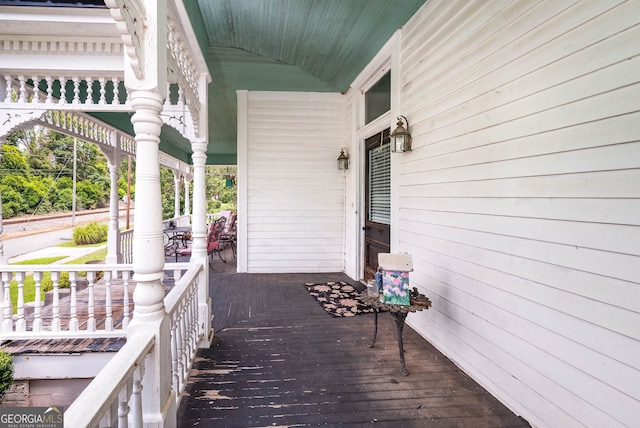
351 30 401 281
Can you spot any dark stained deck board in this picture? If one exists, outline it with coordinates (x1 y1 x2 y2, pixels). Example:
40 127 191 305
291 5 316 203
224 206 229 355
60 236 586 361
1 337 126 354
177 266 530 427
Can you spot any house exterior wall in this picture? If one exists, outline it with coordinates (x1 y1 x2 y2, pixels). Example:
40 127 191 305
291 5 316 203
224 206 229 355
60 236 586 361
395 1 640 427
243 91 347 273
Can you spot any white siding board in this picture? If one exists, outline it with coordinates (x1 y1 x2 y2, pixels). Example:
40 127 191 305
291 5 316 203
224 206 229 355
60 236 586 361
245 91 346 273
397 1 640 426
398 169 640 198
403 208 640 257
402 112 640 176
400 197 640 226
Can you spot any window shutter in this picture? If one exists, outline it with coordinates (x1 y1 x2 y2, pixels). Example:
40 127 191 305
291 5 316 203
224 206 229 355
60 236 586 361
368 143 390 224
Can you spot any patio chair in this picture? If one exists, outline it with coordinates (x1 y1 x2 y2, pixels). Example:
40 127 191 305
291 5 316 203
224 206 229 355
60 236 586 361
176 217 226 266
220 212 237 259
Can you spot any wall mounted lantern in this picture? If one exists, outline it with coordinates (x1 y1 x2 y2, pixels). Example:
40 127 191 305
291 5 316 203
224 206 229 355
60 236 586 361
337 148 350 170
390 115 412 153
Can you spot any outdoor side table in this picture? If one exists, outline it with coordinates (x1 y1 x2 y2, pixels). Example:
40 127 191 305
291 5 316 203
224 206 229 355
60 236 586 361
360 290 432 376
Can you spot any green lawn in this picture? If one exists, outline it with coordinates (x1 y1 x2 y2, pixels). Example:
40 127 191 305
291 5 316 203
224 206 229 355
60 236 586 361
11 256 67 265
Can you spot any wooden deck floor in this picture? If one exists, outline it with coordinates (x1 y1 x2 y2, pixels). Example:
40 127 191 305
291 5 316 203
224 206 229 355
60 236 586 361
177 254 531 427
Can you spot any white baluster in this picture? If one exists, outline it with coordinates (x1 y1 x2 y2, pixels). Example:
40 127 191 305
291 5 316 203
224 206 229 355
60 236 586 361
86 76 93 104
69 271 78 331
118 378 132 427
45 76 53 104
32 272 42 332
72 76 80 104
31 76 39 103
87 271 96 332
1 272 11 332
178 85 185 107
17 75 27 103
111 77 119 105
164 82 171 108
59 76 67 104
98 77 106 104
51 271 61 332
122 270 130 329
3 75 12 103
131 366 144 427
15 272 25 332
105 271 113 332
180 304 189 380
170 319 180 394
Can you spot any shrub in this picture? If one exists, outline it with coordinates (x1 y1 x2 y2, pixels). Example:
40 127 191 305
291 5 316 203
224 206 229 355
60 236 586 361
72 222 107 245
39 272 70 293
0 351 14 403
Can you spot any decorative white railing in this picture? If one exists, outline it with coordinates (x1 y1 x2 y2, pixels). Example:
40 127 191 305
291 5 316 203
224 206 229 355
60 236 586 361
1 74 130 109
0 265 134 339
63 261 200 427
120 228 134 264
165 263 202 401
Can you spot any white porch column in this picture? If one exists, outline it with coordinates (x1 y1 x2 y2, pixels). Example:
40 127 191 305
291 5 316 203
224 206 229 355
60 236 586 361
173 171 181 219
183 173 191 219
128 89 175 426
190 140 212 345
105 152 122 264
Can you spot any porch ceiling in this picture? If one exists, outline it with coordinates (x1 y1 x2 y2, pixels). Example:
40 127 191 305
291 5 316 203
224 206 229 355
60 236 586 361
190 0 427 165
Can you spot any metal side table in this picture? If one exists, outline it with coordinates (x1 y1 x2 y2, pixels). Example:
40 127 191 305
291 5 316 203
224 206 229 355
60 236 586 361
360 289 432 376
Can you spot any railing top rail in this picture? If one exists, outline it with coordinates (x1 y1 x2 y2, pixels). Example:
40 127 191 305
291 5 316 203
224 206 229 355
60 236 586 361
164 263 202 314
0 264 134 273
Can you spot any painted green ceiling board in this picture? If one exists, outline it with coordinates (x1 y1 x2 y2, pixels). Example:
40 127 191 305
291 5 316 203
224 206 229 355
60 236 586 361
195 0 426 165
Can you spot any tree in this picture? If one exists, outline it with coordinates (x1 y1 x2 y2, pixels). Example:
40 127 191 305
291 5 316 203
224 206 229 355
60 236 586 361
1 129 113 218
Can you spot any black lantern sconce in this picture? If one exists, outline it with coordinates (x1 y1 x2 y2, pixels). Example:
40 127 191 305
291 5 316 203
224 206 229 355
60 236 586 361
337 148 350 170
390 115 412 153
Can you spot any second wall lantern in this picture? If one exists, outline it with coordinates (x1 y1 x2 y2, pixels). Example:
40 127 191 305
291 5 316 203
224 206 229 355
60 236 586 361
390 115 412 153
337 148 350 170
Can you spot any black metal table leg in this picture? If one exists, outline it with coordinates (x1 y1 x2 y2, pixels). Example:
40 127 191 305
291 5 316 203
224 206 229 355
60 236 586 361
368 308 379 348
392 312 409 376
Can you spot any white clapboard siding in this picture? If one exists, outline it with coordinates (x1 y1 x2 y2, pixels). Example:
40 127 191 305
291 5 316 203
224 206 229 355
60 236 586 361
398 1 640 427
245 91 347 273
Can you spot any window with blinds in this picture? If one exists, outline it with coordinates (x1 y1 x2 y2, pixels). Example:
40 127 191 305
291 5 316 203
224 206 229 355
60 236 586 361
368 142 390 224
